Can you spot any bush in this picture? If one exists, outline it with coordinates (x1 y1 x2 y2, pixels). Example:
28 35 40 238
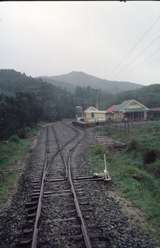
143 149 157 164
16 129 27 139
91 144 105 156
126 167 145 181
127 139 139 152
145 160 160 177
8 135 20 143
25 127 31 133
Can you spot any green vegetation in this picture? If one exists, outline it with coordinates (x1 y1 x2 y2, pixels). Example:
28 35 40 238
0 127 39 207
116 84 160 108
1 70 160 140
43 71 142 94
89 122 160 244
89 144 107 174
0 70 74 139
73 86 113 109
101 121 160 149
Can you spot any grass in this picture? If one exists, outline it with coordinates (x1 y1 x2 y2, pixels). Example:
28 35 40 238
0 127 39 207
97 121 160 150
88 121 160 245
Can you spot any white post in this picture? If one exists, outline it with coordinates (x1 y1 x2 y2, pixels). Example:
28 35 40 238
144 111 147 121
104 154 108 180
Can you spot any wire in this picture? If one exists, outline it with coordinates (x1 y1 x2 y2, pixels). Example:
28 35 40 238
109 14 160 77
149 45 160 60
120 40 160 77
115 32 160 74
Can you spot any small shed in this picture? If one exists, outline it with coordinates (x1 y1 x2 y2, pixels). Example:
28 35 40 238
84 106 106 123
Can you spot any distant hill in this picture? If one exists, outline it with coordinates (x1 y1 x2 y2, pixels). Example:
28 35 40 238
0 69 75 119
114 84 160 108
0 69 69 96
1 69 160 111
0 69 76 139
41 71 142 94
0 69 44 95
40 76 74 92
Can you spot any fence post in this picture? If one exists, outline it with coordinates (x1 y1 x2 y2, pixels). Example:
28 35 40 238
104 154 109 180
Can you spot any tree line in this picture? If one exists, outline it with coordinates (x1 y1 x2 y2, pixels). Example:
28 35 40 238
1 69 160 139
0 70 75 139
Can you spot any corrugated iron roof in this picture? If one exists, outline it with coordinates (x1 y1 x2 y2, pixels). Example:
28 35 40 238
119 100 149 112
106 105 117 113
106 100 149 113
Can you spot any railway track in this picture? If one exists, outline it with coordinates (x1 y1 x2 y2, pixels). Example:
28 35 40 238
17 122 106 248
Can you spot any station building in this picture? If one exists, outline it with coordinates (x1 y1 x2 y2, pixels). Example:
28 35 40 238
77 100 150 126
106 100 149 122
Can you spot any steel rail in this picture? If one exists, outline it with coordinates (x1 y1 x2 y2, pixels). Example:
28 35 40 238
50 125 80 177
31 127 49 248
30 123 82 248
68 153 92 248
31 155 48 248
51 123 92 247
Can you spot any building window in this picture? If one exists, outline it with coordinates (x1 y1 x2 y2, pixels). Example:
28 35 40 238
91 112 94 118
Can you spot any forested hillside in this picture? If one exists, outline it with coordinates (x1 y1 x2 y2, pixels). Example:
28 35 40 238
42 71 142 94
40 76 75 92
114 84 160 107
73 86 113 109
0 69 115 139
0 70 74 139
1 69 160 139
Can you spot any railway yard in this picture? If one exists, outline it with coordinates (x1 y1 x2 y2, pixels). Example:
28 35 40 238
0 120 157 248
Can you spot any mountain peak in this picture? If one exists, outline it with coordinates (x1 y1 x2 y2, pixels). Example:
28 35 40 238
70 70 84 74
67 71 90 77
45 71 142 94
70 71 96 77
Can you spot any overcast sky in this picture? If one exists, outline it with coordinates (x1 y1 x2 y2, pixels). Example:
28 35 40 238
0 1 160 85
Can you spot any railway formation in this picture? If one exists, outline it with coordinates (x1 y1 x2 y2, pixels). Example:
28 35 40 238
17 122 107 248
0 121 156 248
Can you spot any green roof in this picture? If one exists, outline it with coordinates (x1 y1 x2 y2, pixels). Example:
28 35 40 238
114 100 149 113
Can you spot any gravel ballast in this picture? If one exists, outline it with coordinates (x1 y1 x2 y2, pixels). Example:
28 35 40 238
0 121 157 247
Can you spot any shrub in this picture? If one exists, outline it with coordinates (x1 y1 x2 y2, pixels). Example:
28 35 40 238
125 166 145 181
143 149 157 164
127 139 139 152
145 160 160 177
25 127 31 133
9 135 20 143
16 129 27 139
91 144 105 156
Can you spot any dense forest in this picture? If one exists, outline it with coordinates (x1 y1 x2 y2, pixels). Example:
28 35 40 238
0 69 160 139
73 86 113 110
0 70 115 139
0 70 74 139
114 84 160 107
